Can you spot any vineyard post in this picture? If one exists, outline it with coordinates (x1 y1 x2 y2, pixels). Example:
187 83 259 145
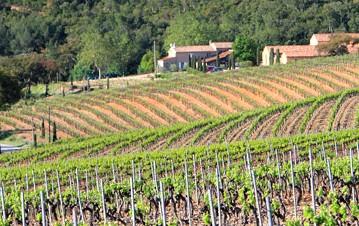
193 155 199 204
75 169 84 222
40 191 47 226
215 167 222 226
132 160 135 187
265 196 273 226
335 141 338 157
48 107 51 143
250 169 262 226
32 171 35 191
130 177 136 226
184 160 192 226
95 166 100 192
159 181 166 226
349 149 356 202
0 187 5 221
225 140 231 167
111 162 116 182
153 161 158 192
207 189 216 226
14 179 17 191
100 179 107 224
289 151 297 218
56 170 65 225
171 160 175 176
215 152 222 189
85 171 89 199
44 171 49 198
21 192 25 226
356 142 359 160
326 159 334 192
72 208 78 226
25 173 29 192
199 159 205 189
309 148 316 213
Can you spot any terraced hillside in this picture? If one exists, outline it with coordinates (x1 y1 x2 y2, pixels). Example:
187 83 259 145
1 55 359 142
1 88 358 160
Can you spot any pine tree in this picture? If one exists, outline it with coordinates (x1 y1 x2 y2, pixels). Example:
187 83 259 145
275 49 281 64
269 48 275 65
52 122 57 142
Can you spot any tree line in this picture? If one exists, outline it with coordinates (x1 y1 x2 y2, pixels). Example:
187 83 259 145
0 0 358 106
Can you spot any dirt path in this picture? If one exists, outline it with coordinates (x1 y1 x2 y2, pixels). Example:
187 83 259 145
108 102 153 128
195 123 228 146
305 100 336 133
169 127 203 149
332 95 359 131
251 112 282 139
169 90 220 117
227 120 253 142
139 96 187 123
155 93 201 119
219 82 271 107
279 106 309 136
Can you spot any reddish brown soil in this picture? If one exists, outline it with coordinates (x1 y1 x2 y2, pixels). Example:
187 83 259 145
139 96 187 123
310 70 352 89
261 79 305 100
325 67 359 84
332 95 359 130
206 85 256 110
91 105 134 129
155 93 201 119
187 87 235 113
274 76 320 96
52 109 97 135
234 79 288 103
108 102 152 128
122 99 169 125
251 112 281 139
77 108 117 132
296 73 335 93
169 90 220 117
305 100 336 133
219 82 271 107
279 106 309 136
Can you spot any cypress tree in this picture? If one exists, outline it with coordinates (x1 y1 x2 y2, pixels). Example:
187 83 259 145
275 49 281 64
107 76 110 89
269 48 275 65
41 118 45 138
198 58 203 71
203 59 207 72
188 55 192 68
228 57 232 70
232 54 236 69
216 52 220 67
193 57 197 70
52 122 57 142
33 133 37 148
256 46 261 66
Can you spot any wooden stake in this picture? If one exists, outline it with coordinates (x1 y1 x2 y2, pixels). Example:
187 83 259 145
208 189 216 226
21 191 26 226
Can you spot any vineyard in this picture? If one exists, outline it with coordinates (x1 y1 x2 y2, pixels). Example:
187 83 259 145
0 55 359 225
0 128 358 225
1 55 359 142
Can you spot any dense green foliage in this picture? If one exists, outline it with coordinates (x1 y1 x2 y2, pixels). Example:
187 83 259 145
0 0 358 105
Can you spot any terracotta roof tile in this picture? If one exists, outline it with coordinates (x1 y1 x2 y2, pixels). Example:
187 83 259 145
205 50 232 63
313 33 359 42
211 42 233 49
174 45 216 53
265 45 326 58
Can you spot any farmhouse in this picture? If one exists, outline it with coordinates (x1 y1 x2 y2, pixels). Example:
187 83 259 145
262 33 359 66
158 41 232 71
